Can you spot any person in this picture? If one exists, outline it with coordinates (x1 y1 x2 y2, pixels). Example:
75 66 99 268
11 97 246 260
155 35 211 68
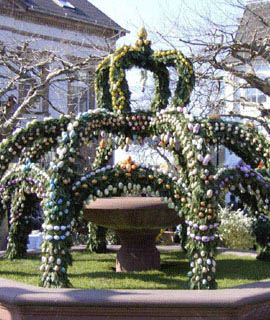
30 216 42 231
229 194 238 211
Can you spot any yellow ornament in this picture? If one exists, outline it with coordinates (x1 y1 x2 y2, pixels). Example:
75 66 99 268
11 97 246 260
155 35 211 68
246 122 255 128
100 140 106 148
138 27 147 40
199 212 204 218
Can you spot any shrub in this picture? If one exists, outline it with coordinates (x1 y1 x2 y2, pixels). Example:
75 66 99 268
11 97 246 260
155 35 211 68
218 206 255 250
252 214 270 261
106 229 120 245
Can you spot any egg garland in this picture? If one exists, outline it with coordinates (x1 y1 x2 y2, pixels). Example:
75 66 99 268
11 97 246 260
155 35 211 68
213 163 270 259
0 115 71 175
200 118 270 168
0 162 49 259
0 159 75 288
95 28 195 113
71 158 188 213
37 72 269 289
0 31 209 289
5 189 33 259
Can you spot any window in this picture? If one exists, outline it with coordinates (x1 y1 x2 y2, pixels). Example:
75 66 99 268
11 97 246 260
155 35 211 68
18 81 31 105
52 0 75 9
211 145 226 167
17 65 49 115
233 89 241 113
67 70 95 115
68 85 89 114
18 82 48 114
0 95 17 121
18 81 38 112
254 63 268 73
246 88 266 104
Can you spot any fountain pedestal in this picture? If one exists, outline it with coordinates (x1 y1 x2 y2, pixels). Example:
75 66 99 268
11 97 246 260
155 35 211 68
116 229 160 272
83 197 182 272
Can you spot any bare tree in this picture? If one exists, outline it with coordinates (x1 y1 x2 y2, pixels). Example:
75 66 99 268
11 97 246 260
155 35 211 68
0 36 113 140
155 0 270 133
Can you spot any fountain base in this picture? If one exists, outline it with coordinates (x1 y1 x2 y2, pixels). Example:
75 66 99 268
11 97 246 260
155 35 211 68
116 229 160 272
83 197 183 272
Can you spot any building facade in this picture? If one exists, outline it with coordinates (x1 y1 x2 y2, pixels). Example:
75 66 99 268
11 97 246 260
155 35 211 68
222 0 269 167
0 0 126 120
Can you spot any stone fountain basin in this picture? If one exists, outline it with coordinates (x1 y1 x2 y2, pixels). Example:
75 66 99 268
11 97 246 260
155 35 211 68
0 277 270 320
83 197 183 272
83 197 182 230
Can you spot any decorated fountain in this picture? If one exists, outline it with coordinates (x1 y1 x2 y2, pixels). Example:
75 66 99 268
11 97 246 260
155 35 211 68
84 155 183 272
1 28 270 291
84 195 182 272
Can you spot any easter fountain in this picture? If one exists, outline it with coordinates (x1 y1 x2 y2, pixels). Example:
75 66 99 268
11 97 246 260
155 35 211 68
0 28 270 319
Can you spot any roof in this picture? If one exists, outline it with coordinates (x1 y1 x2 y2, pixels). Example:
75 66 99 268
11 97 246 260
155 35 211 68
236 1 270 43
2 0 126 34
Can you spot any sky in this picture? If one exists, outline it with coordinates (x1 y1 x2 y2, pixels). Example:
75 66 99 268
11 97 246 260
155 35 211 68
89 0 178 45
88 0 245 48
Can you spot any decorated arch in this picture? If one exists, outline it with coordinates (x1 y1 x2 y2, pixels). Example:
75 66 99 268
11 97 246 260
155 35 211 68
0 161 49 259
1 29 270 290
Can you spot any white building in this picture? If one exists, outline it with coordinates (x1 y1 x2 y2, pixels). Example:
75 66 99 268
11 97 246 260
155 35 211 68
0 0 126 120
222 0 270 167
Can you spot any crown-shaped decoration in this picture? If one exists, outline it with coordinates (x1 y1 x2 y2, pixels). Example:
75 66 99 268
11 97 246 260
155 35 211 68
95 28 195 113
